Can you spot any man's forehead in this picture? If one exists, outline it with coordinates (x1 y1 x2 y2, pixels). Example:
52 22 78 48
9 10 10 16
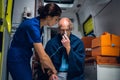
63 20 69 25
60 20 69 26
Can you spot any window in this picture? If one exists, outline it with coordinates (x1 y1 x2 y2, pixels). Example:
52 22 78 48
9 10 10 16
83 15 95 37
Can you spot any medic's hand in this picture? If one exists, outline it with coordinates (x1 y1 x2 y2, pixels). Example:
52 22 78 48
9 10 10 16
40 54 57 74
49 74 58 80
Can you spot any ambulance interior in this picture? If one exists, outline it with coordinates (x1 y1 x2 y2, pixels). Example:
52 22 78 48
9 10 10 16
0 0 120 80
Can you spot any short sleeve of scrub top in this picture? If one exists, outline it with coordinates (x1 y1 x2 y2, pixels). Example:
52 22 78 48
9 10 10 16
25 18 42 44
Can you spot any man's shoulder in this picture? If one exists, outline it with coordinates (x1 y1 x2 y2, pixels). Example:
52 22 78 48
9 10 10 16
71 34 81 40
70 34 84 44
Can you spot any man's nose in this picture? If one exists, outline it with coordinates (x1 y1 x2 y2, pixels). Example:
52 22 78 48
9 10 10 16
63 31 67 35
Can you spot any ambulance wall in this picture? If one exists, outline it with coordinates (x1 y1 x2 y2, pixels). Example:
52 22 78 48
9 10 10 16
78 0 120 36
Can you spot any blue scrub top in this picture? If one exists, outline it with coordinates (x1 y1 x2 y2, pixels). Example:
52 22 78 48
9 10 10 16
7 17 42 63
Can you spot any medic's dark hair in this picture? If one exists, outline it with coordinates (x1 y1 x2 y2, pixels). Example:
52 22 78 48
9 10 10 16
38 3 62 19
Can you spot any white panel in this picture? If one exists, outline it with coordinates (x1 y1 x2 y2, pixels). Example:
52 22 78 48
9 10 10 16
12 0 35 24
97 65 120 80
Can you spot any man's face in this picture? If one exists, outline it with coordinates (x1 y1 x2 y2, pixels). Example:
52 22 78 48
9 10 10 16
59 26 71 37
59 18 72 37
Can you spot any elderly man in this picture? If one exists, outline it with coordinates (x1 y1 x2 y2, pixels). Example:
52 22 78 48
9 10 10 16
45 17 85 80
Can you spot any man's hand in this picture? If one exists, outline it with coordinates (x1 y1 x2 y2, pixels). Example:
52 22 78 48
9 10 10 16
61 34 71 55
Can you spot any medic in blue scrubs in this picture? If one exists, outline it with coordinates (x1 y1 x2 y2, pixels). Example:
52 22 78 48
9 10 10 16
7 3 62 80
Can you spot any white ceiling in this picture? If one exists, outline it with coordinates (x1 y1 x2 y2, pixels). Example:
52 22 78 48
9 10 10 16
44 0 85 13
